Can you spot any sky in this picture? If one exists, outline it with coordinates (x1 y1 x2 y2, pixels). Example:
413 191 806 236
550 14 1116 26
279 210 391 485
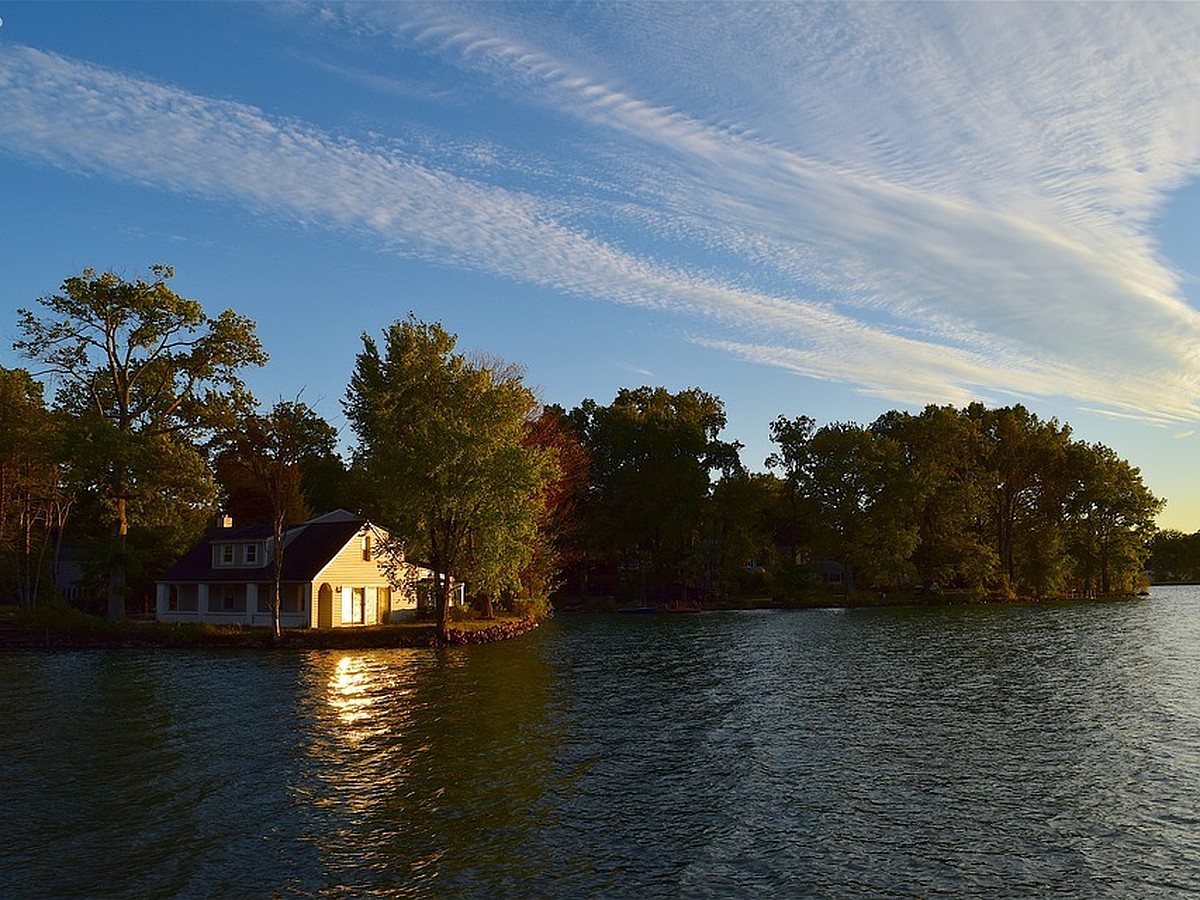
2 2 1200 529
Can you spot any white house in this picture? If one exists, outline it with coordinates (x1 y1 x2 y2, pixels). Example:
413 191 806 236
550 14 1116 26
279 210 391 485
155 509 458 628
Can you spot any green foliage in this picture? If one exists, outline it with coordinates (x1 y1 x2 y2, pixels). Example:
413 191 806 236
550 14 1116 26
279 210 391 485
760 402 1161 599
448 603 478 623
345 315 556 638
508 596 553 620
10 267 1164 615
703 471 780 598
568 386 742 602
1149 530 1200 582
15 266 266 621
0 366 72 610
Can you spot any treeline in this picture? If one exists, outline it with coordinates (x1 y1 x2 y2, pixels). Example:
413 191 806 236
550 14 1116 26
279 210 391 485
1148 531 1200 583
554 394 1162 605
1 267 1165 627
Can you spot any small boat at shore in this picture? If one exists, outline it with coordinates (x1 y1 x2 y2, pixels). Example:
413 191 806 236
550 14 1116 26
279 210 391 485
617 606 659 614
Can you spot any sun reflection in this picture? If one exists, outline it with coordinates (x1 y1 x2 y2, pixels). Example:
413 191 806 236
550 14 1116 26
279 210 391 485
326 655 380 743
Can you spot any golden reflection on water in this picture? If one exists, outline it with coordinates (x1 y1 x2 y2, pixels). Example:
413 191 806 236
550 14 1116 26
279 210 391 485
323 653 422 747
327 655 375 737
309 652 426 820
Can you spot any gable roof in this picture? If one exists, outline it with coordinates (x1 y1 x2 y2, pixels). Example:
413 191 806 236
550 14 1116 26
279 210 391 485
158 510 374 583
277 518 365 580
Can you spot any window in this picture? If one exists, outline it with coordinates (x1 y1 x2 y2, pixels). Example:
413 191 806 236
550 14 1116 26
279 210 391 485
178 585 198 611
260 584 305 613
362 534 372 561
209 583 246 612
244 543 258 565
169 585 198 611
283 583 305 613
220 544 234 565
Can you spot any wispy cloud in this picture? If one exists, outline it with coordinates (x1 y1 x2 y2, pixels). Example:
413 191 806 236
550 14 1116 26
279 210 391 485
4 0 1200 422
339 2 1200 416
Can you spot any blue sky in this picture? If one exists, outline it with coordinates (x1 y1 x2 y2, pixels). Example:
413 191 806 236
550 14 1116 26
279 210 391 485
3 2 1200 529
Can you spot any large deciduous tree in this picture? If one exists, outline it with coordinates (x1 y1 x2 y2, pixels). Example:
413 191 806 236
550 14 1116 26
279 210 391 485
512 405 590 613
345 316 554 640
1063 442 1162 595
15 266 266 621
765 413 817 569
569 386 742 604
870 406 994 592
217 399 338 641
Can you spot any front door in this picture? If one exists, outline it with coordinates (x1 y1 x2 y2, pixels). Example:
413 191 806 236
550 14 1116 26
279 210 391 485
317 583 333 628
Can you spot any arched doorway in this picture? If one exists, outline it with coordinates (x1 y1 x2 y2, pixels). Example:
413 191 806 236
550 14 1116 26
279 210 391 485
317 583 333 628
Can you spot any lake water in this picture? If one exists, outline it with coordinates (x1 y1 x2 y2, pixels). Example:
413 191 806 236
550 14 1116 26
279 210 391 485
2 587 1199 898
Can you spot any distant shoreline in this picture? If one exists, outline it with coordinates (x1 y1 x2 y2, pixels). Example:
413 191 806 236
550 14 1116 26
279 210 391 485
560 590 1151 615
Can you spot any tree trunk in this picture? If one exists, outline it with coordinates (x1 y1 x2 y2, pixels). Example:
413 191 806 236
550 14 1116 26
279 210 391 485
271 511 284 644
52 499 71 603
18 497 33 611
107 487 128 623
431 526 451 642
435 573 450 642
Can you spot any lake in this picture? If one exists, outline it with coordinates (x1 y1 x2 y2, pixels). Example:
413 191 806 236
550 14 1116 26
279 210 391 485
3 587 1199 897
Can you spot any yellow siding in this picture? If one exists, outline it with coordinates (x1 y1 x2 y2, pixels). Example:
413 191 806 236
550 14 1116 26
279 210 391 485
310 527 428 627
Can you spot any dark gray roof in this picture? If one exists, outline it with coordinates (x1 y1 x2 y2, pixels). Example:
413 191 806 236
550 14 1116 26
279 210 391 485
159 513 366 583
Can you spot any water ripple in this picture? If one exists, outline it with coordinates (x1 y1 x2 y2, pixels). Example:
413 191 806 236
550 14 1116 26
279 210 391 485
2 589 1199 897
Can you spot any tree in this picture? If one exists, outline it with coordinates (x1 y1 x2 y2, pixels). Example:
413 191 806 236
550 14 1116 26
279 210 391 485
1149 530 1200 583
702 471 780 600
1063 442 1162 595
798 421 916 594
15 266 266 621
966 404 1075 596
569 386 742 604
0 366 72 609
514 405 590 612
217 399 338 641
345 315 554 640
871 406 994 592
765 413 817 568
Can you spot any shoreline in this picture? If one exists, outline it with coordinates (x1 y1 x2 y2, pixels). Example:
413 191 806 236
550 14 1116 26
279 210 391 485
559 590 1151 615
0 589 1162 650
0 610 539 651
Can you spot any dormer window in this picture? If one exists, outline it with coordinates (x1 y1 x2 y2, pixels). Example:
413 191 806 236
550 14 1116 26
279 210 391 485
244 543 258 565
221 544 234 565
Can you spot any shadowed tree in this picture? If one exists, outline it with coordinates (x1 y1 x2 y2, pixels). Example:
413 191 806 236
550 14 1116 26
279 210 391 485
871 406 994 592
1064 442 1162 595
0 366 72 609
766 413 817 570
217 399 338 641
15 266 265 621
511 404 590 614
569 386 741 604
967 404 1075 597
